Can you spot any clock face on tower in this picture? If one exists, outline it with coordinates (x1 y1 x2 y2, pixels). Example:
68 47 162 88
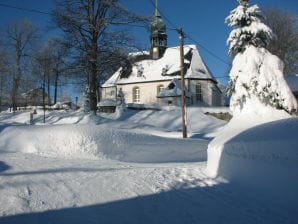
153 47 158 53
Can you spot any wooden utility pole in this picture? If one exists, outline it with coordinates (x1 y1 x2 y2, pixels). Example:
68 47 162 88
178 28 187 138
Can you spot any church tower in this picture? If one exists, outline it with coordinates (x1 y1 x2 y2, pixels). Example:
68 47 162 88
150 0 167 60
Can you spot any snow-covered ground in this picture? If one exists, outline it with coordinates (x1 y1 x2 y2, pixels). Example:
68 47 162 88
0 107 297 223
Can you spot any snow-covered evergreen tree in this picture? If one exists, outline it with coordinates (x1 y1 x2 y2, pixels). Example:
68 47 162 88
226 0 297 115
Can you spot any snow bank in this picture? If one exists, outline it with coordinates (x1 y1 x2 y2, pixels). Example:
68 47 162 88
123 107 226 138
0 124 208 163
206 108 292 177
0 107 226 163
218 118 298 180
206 109 298 197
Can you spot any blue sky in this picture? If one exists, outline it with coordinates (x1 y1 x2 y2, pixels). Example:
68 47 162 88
0 0 297 86
123 0 297 84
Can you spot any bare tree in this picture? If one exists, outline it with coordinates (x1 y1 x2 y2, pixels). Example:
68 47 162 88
4 19 38 111
40 37 71 105
51 38 71 104
264 7 298 75
52 0 144 114
32 37 71 106
32 40 54 106
0 42 9 110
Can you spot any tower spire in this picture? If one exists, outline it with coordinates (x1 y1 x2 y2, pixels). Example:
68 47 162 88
155 0 160 17
150 0 167 59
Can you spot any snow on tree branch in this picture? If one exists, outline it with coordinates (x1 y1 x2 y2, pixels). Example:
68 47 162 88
226 3 273 56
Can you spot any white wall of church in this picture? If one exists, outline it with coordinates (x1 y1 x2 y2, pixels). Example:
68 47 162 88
118 81 171 106
101 79 222 108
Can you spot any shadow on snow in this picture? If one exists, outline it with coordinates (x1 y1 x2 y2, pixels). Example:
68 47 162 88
0 181 297 224
0 161 10 173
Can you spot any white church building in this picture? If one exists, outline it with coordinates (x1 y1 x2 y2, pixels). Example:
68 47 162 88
99 4 222 111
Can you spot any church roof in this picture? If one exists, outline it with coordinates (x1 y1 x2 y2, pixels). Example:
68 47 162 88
102 45 217 87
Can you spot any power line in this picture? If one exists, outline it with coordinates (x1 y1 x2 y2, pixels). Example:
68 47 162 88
215 75 230 79
186 35 229 65
0 2 51 15
0 1 230 71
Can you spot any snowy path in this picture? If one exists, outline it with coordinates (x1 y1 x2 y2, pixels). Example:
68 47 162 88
0 152 296 224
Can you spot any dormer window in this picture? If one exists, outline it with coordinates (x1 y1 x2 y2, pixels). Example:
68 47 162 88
168 82 175 90
162 65 169 76
137 65 144 77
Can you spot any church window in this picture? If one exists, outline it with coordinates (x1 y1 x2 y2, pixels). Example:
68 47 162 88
157 85 164 95
133 87 140 103
196 83 202 101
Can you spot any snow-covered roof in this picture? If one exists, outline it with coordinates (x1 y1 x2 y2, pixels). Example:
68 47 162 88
286 74 298 92
102 45 216 88
21 88 44 97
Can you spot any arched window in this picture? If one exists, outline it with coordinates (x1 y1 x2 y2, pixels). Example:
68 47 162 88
195 82 202 101
133 86 140 103
157 84 164 95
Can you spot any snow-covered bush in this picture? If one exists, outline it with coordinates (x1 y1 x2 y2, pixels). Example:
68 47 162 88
229 46 297 114
226 0 297 115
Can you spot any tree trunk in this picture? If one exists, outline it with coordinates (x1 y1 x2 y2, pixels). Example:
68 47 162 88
54 69 59 104
0 81 2 112
47 72 51 106
97 85 101 103
11 78 18 112
89 64 98 114
12 40 23 112
89 43 98 114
